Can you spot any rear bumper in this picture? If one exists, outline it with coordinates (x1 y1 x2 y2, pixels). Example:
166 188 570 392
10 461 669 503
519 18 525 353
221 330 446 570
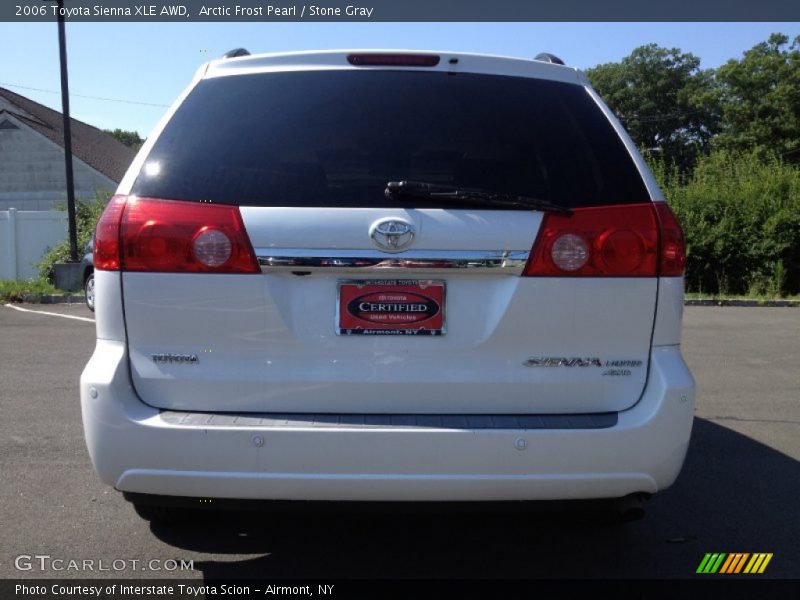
80 343 694 501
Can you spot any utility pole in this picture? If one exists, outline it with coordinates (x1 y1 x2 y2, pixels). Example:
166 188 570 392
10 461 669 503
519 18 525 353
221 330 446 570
54 0 79 262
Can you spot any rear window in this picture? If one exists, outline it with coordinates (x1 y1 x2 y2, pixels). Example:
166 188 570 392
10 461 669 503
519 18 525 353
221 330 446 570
133 70 649 209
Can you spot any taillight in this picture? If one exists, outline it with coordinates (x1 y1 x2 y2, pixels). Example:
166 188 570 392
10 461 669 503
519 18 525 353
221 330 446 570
94 194 127 270
524 203 662 277
654 203 687 276
94 195 259 274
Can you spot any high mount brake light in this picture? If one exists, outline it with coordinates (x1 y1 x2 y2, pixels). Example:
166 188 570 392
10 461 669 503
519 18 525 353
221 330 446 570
523 203 685 277
93 196 259 274
347 54 441 67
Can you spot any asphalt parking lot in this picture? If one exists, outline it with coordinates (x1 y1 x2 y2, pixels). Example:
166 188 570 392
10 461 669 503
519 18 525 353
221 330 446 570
0 303 798 580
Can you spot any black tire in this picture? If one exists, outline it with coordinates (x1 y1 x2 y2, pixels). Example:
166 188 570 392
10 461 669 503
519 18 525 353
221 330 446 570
84 273 95 312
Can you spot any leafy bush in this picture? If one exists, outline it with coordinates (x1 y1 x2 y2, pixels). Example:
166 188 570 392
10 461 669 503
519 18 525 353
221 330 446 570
38 191 110 283
650 150 800 296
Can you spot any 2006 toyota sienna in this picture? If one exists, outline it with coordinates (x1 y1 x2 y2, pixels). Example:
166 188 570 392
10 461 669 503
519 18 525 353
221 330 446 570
80 50 695 521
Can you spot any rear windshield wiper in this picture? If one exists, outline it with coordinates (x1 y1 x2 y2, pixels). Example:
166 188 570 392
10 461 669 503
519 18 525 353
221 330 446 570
385 180 572 215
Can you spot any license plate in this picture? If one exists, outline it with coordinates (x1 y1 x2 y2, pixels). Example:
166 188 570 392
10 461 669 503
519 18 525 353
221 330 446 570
337 279 446 336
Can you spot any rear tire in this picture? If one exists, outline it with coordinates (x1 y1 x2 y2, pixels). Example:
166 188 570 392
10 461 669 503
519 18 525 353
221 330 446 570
84 273 95 312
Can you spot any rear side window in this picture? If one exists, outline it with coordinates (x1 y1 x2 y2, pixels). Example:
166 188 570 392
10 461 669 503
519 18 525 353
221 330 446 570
133 70 649 209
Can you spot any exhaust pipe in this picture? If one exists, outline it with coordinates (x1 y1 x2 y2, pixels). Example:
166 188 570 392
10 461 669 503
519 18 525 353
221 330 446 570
614 493 649 522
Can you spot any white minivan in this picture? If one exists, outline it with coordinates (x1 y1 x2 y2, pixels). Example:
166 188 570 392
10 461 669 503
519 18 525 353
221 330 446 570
80 50 695 521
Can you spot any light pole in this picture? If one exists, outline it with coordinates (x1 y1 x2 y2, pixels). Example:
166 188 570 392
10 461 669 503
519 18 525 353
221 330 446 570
49 0 79 262
45 0 83 291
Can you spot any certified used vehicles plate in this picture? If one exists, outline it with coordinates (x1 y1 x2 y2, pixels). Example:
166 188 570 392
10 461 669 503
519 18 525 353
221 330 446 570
337 279 446 335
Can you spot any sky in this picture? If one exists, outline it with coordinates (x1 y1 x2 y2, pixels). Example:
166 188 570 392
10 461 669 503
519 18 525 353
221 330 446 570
1 22 799 136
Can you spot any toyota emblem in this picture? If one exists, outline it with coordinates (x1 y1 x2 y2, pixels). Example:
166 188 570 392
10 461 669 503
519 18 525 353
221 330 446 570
369 218 415 252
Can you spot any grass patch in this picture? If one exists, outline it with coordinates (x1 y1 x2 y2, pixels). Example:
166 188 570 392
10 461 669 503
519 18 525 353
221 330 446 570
684 292 800 301
0 280 78 303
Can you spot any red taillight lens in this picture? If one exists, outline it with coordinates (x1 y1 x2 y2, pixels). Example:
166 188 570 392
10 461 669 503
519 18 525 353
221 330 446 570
122 197 259 273
524 203 660 277
347 53 440 67
94 194 127 270
95 196 259 274
654 203 686 276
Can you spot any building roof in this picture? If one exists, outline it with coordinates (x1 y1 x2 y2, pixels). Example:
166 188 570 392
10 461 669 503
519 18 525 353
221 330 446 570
0 86 136 183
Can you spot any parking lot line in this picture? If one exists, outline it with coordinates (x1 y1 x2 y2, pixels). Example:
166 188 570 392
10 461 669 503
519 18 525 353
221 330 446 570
3 303 95 323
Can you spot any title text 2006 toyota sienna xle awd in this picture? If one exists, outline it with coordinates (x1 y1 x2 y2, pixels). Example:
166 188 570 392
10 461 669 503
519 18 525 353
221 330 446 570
80 50 695 521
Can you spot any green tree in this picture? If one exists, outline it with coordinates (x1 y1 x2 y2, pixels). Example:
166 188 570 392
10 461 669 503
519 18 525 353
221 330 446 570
714 34 800 160
104 128 144 151
586 44 720 172
650 150 800 296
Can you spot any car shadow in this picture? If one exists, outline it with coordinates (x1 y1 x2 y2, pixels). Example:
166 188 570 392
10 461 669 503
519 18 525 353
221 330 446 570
148 418 800 578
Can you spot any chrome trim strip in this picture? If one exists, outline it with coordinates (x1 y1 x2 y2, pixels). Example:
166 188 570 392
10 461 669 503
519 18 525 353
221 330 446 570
255 249 530 273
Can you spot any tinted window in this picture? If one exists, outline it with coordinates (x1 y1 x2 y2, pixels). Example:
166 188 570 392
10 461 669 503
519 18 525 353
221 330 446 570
133 71 649 208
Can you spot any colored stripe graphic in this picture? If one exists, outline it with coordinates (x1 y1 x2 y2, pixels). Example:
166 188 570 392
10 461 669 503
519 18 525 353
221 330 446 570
720 553 749 573
758 554 774 573
697 553 727 573
710 553 726 573
746 554 762 573
696 554 713 573
744 553 774 574
733 553 750 573
699 553 773 574
719 554 736 574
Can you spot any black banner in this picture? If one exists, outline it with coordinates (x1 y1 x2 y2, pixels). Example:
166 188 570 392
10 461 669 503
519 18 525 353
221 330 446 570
3 0 800 22
4 579 800 600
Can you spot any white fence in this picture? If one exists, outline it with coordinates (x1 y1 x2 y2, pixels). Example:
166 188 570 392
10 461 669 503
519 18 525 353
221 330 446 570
0 209 68 280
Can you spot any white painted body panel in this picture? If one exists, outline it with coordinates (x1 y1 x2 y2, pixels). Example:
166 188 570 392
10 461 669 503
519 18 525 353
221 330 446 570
122 267 657 413
93 270 125 341
81 341 694 500
205 49 586 86
240 207 541 252
652 277 685 347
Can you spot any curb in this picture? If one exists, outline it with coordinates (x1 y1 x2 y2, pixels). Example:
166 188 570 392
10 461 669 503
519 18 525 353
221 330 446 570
685 299 800 307
20 294 85 305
